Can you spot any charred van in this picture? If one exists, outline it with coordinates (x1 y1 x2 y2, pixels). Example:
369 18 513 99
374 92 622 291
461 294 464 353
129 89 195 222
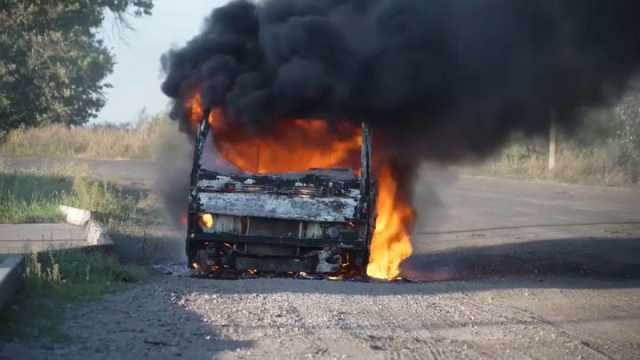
186 115 375 277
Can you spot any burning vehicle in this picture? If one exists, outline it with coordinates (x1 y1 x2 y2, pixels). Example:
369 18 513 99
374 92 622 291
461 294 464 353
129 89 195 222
163 1 640 281
179 98 414 281
186 110 376 278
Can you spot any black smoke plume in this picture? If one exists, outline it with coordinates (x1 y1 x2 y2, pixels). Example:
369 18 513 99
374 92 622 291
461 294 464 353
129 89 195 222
162 0 640 165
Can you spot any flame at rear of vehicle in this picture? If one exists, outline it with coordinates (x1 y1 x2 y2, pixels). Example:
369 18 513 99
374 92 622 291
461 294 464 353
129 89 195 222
366 165 415 280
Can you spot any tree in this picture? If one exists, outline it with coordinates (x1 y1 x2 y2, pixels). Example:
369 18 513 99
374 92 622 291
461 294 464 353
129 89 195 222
0 0 153 134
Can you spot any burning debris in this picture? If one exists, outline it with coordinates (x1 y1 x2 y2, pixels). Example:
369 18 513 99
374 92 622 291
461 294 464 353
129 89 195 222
162 0 640 280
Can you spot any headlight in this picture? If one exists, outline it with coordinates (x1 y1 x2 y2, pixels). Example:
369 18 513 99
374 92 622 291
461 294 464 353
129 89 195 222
199 213 215 230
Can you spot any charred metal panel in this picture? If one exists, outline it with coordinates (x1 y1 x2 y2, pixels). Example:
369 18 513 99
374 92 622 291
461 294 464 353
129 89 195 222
202 215 358 240
190 116 211 202
235 256 315 273
244 244 297 257
197 172 361 199
316 249 341 273
192 232 363 248
207 215 243 234
198 192 358 222
247 217 299 238
304 222 323 239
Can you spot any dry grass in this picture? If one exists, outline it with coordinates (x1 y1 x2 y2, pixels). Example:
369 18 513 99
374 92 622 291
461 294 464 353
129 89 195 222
467 143 633 186
0 118 177 160
3 117 634 187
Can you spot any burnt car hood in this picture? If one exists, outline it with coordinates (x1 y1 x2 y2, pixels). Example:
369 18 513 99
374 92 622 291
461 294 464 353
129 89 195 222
195 169 362 223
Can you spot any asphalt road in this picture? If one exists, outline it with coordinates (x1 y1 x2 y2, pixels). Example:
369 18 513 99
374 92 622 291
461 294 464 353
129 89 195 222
405 165 640 281
2 157 640 359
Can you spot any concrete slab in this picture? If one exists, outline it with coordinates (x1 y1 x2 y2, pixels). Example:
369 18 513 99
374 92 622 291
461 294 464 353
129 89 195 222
0 223 99 254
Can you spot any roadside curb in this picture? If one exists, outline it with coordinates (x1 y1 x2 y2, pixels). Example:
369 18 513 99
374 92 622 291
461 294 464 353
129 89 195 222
0 208 115 255
0 255 25 310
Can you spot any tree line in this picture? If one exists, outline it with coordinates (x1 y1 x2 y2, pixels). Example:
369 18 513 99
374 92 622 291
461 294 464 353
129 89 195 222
0 0 153 134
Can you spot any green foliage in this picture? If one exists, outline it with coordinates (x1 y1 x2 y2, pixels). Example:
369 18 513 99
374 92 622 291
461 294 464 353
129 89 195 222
0 250 148 340
0 0 153 133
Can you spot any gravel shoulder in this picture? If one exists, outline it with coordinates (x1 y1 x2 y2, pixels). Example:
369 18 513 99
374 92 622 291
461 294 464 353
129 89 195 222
2 275 639 360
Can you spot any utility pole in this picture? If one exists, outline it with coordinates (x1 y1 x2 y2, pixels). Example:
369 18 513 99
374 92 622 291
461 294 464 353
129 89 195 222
548 109 557 171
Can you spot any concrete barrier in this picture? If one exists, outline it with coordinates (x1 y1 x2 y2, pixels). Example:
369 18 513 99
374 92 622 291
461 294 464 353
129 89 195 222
86 220 112 246
0 256 25 310
60 205 113 246
59 205 91 226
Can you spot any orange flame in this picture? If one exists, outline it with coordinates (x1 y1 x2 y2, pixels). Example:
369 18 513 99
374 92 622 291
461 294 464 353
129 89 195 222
366 164 415 280
186 91 204 134
185 92 413 280
208 110 362 173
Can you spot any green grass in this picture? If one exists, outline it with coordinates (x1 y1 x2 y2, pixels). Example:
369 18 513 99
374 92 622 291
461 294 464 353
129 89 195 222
0 169 167 225
0 172 71 223
0 250 149 341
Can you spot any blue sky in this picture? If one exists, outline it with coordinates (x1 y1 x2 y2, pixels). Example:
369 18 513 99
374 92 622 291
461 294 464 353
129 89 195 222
97 0 230 124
